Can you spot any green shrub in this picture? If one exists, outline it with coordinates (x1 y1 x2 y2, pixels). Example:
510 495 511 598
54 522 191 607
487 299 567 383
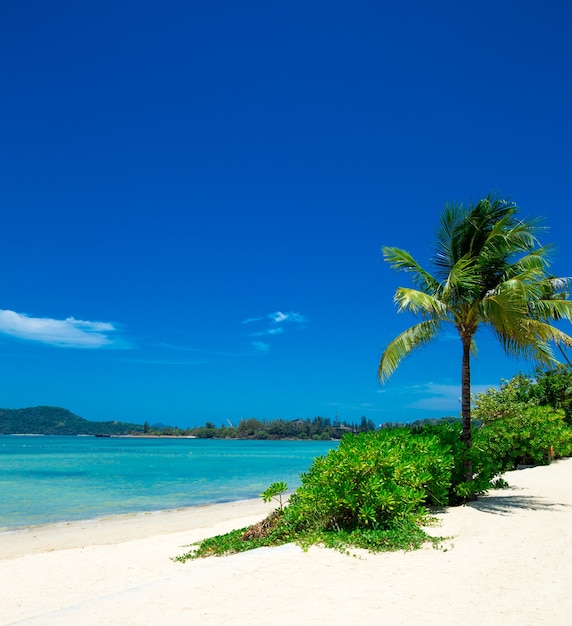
472 369 572 426
472 374 536 423
282 429 453 535
532 368 572 426
473 405 572 473
413 421 490 503
176 429 453 560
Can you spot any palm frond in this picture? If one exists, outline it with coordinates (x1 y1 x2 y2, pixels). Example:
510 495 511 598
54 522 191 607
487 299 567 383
393 287 448 318
442 255 482 301
479 282 527 331
503 217 547 252
378 320 442 382
507 249 551 277
433 202 465 276
487 217 543 254
382 247 440 293
528 298 572 323
521 318 572 343
491 317 572 367
495 332 556 366
541 275 571 295
463 196 518 258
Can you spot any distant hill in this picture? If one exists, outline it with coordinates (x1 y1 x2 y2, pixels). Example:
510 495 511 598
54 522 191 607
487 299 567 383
0 406 144 435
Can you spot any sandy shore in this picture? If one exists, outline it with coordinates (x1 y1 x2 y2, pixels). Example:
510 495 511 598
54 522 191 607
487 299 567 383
2 460 572 626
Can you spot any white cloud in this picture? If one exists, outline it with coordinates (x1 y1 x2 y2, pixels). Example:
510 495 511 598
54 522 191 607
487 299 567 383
270 311 288 323
0 309 123 349
270 311 308 325
242 310 308 346
243 311 308 327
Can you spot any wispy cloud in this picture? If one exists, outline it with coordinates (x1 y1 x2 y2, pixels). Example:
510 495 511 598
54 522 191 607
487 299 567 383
242 310 308 351
270 311 307 325
0 309 126 349
405 383 461 412
249 327 285 337
242 311 308 335
242 316 264 325
379 381 499 412
252 341 271 353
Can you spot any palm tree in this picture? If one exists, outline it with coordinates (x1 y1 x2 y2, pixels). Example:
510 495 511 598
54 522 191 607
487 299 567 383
378 195 572 485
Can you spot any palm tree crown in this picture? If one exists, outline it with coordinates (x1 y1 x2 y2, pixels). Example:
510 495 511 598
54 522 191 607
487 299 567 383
379 195 572 483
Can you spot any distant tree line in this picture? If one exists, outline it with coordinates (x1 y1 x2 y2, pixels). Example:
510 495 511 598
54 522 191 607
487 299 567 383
150 415 378 440
378 416 461 430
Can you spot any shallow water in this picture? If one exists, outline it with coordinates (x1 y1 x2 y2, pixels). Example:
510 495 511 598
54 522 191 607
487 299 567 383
0 436 337 529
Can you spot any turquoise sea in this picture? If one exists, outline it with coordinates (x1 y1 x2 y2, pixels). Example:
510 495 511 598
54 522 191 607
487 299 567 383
0 436 337 530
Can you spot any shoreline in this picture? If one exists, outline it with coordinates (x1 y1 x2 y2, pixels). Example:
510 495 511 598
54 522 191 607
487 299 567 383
0 496 265 536
2 459 572 625
0 497 275 561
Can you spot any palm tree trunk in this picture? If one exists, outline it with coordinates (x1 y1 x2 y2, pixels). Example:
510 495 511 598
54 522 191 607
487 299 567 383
461 334 473 486
557 343 572 369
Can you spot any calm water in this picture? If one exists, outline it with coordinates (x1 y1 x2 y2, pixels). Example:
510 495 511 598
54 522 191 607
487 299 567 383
0 436 337 530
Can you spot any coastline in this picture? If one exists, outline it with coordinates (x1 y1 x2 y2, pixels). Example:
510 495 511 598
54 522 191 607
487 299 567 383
2 459 572 625
0 498 275 561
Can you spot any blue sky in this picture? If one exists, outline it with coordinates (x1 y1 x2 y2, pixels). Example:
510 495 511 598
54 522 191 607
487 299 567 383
1 1 571 427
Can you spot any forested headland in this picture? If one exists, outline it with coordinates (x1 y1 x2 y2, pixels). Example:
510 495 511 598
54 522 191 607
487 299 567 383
0 406 144 436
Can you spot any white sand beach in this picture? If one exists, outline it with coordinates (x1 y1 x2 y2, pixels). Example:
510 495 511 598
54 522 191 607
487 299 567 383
2 459 572 626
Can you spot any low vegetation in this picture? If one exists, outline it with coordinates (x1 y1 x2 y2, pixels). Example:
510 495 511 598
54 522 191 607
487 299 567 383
175 371 572 561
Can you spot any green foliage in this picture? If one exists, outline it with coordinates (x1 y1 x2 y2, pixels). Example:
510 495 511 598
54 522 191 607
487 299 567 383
472 374 537 423
295 518 441 554
532 368 572 425
471 371 572 474
283 429 453 534
176 429 453 560
174 527 269 560
414 421 491 503
473 405 572 473
260 481 288 510
473 369 572 426
191 424 221 439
